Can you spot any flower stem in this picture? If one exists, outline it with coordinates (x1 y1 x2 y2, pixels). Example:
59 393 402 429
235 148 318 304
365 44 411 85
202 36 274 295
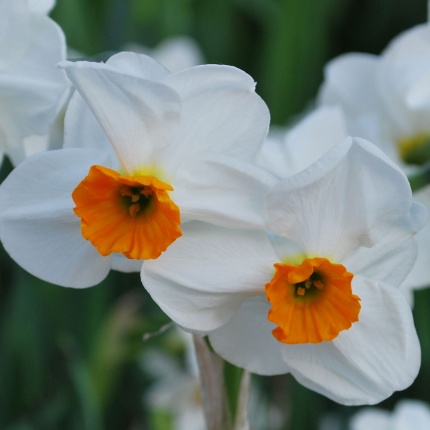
192 335 251 430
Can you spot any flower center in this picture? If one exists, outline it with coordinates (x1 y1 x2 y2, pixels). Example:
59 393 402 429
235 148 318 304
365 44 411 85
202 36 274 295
72 165 182 260
265 257 360 344
398 134 430 166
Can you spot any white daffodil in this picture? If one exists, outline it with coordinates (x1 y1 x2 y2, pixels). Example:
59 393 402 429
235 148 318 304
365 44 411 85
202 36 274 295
0 0 70 166
319 23 430 172
350 399 430 430
143 328 205 430
143 137 425 405
318 24 430 290
258 105 347 178
124 36 204 73
0 52 274 288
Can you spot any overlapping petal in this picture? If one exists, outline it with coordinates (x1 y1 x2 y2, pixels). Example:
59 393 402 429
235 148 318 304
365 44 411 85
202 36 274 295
143 222 277 331
265 138 420 261
208 297 291 375
61 61 182 176
163 65 270 162
258 105 347 178
280 278 420 405
173 154 277 228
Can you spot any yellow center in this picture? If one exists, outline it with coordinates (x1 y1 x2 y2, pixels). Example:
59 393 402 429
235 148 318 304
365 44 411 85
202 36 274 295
72 165 182 260
265 257 360 344
398 134 430 166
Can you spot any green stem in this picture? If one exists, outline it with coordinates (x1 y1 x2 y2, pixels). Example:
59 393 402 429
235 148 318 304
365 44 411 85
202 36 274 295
192 335 251 430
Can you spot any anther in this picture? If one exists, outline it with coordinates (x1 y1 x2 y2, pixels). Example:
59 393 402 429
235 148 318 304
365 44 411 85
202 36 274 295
141 187 153 197
120 187 133 197
297 287 306 296
129 203 141 217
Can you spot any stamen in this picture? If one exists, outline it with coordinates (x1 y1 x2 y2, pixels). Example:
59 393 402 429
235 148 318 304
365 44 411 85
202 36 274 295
265 257 360 344
129 203 141 217
73 165 182 260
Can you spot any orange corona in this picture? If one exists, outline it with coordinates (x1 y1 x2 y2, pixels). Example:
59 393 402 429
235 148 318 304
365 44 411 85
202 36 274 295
265 257 360 344
72 165 182 260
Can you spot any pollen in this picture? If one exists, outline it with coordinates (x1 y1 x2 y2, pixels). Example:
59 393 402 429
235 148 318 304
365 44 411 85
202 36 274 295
265 257 360 344
72 165 182 260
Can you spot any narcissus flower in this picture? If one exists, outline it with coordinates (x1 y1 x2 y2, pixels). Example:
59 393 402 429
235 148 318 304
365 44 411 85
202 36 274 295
0 0 70 166
318 24 430 290
0 52 274 287
143 138 425 405
350 399 430 430
319 24 430 170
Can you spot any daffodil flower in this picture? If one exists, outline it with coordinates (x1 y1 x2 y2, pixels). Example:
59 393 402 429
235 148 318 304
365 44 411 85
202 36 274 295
0 52 274 288
318 24 430 290
0 0 70 166
143 138 425 405
319 24 430 172
350 399 430 430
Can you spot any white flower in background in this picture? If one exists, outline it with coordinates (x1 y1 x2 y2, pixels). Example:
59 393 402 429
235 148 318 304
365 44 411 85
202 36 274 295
143 328 204 430
125 36 204 73
0 52 274 288
350 399 430 430
258 105 347 178
28 0 55 15
319 24 430 172
0 0 70 166
318 24 430 290
143 138 425 405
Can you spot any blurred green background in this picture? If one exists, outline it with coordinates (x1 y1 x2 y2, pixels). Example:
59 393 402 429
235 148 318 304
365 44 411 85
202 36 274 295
1 0 429 429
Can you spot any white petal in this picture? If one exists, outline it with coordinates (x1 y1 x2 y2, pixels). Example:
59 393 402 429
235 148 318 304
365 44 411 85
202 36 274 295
0 14 68 164
63 91 116 159
209 297 291 375
395 400 430 430
258 105 348 178
0 149 113 287
142 222 277 331
173 155 277 229
61 60 181 176
150 36 204 73
163 65 270 162
28 0 56 14
0 0 29 68
344 235 418 288
106 51 171 80
280 277 420 405
376 24 430 136
265 137 420 261
350 408 391 430
110 254 143 273
319 53 379 117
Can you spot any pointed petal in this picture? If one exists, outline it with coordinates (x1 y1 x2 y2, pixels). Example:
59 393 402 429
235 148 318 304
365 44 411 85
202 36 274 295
0 149 113 287
61 60 181 175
